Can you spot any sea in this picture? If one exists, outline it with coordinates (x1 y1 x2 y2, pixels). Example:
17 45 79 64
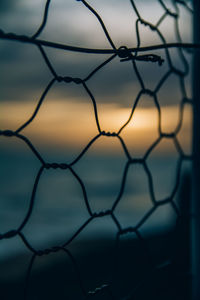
0 143 192 259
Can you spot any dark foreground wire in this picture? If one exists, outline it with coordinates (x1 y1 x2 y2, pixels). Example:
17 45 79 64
0 0 195 299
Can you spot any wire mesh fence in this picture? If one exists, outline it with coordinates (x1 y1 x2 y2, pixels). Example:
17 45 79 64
0 0 197 299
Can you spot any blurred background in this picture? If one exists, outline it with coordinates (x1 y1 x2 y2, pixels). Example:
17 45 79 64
0 0 193 299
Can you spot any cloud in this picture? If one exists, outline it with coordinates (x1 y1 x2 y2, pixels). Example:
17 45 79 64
0 0 192 107
0 0 16 13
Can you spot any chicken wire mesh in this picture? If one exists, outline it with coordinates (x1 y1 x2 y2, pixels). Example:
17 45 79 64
0 0 197 299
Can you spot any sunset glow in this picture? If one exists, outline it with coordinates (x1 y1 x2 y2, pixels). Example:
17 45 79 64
1 99 192 155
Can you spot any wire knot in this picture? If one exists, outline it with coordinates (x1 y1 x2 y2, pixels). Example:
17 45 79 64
119 227 135 235
135 54 164 66
121 53 164 66
57 76 83 84
88 284 109 296
44 163 69 169
101 131 117 137
93 210 111 217
0 130 15 137
165 9 178 18
37 246 61 256
118 45 164 66
117 46 132 59
0 230 18 239
142 89 155 96
139 19 156 31
160 132 175 138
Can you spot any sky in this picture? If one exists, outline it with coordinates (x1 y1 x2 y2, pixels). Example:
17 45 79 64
0 0 194 258
0 0 193 155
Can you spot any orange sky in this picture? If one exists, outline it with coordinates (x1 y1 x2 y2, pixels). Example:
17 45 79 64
1 99 192 156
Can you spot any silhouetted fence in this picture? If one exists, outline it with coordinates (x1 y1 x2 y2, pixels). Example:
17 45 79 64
0 0 198 299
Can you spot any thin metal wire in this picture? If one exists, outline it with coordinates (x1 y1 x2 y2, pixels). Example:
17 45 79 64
0 29 199 55
0 0 194 299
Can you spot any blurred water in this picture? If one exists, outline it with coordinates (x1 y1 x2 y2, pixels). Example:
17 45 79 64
0 146 191 258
